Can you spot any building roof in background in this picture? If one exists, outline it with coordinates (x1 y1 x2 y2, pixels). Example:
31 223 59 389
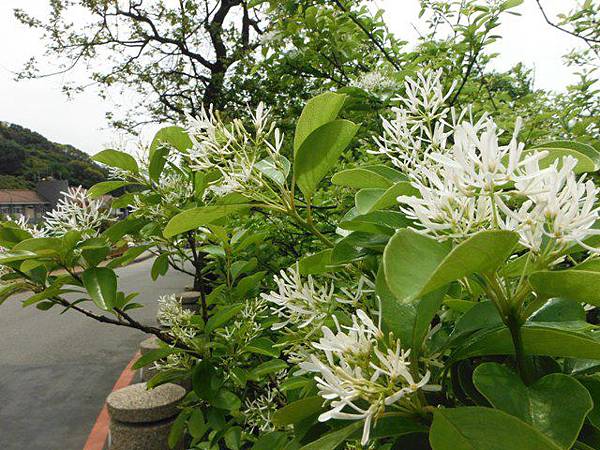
0 190 49 205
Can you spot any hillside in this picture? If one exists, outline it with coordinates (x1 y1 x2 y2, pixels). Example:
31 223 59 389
0 122 106 189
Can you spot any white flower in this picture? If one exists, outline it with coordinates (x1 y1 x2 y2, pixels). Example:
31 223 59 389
370 69 460 172
396 112 600 258
352 70 399 93
260 266 337 330
4 214 48 238
43 186 111 237
300 311 436 446
260 266 362 331
186 103 287 204
156 293 194 329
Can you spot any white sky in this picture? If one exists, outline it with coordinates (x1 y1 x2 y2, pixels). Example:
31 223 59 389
0 0 587 155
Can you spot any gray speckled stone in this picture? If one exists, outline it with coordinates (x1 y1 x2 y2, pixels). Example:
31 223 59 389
184 284 194 291
139 336 161 356
107 382 185 424
109 416 182 450
175 291 201 304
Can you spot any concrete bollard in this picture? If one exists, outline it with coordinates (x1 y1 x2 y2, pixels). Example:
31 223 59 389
107 382 186 450
139 336 161 382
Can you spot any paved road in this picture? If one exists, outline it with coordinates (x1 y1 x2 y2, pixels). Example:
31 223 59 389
0 257 190 450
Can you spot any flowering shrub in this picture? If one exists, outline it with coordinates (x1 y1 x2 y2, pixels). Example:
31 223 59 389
2 70 600 449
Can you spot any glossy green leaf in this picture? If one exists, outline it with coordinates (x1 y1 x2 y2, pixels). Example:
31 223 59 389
81 267 117 311
164 204 252 238
529 270 600 306
384 230 518 304
247 359 288 381
93 149 139 174
430 407 562 450
132 347 178 370
453 325 600 361
331 164 405 189
150 126 191 155
151 253 169 280
300 421 363 450
529 140 600 173
338 210 410 235
272 396 324 426
295 120 359 198
294 92 346 153
473 362 592 448
205 304 244 333
88 181 133 199
255 156 290 187
298 249 337 275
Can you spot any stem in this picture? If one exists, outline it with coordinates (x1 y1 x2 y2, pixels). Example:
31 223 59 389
507 311 533 385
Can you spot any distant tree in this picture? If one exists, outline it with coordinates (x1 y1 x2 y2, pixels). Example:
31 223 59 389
0 138 24 174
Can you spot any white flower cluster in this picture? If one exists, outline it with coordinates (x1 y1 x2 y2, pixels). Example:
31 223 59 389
156 294 197 341
186 103 288 203
396 113 600 256
44 186 111 237
352 70 399 94
370 69 469 172
299 311 436 445
242 369 287 433
260 265 368 331
217 298 268 345
4 214 48 238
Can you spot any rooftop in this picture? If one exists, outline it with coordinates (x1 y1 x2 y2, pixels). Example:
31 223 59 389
0 190 49 205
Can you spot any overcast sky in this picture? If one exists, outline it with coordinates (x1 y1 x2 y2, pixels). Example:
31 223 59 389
0 0 587 155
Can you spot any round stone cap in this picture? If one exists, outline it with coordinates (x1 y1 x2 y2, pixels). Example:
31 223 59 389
107 382 186 423
176 291 201 304
139 336 162 355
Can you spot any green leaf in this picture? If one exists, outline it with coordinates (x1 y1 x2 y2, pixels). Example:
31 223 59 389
384 230 518 304
102 217 146 243
205 304 244 333
529 140 600 173
294 92 346 153
92 149 139 174
168 410 188 449
355 182 417 214
0 282 28 306
251 432 289 450
188 409 208 439
149 126 192 155
255 156 290 187
224 426 242 450
473 363 592 448
300 421 363 450
244 337 280 357
294 120 359 198
211 390 241 411
81 267 117 311
0 250 38 264
272 396 324 427
579 376 600 430
148 145 170 182
331 164 406 189
452 325 600 361
430 407 562 450
163 204 252 238
132 347 178 370
529 270 600 306
298 249 337 275
151 253 169 280
339 210 411 235
88 181 133 199
247 359 288 381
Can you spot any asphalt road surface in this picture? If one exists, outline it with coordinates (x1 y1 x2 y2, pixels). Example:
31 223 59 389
0 257 190 450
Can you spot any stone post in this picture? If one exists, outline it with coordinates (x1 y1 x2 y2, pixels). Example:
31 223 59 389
175 291 202 314
138 336 161 382
107 382 186 450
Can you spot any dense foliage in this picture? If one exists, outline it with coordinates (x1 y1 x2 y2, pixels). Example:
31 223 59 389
0 122 107 189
